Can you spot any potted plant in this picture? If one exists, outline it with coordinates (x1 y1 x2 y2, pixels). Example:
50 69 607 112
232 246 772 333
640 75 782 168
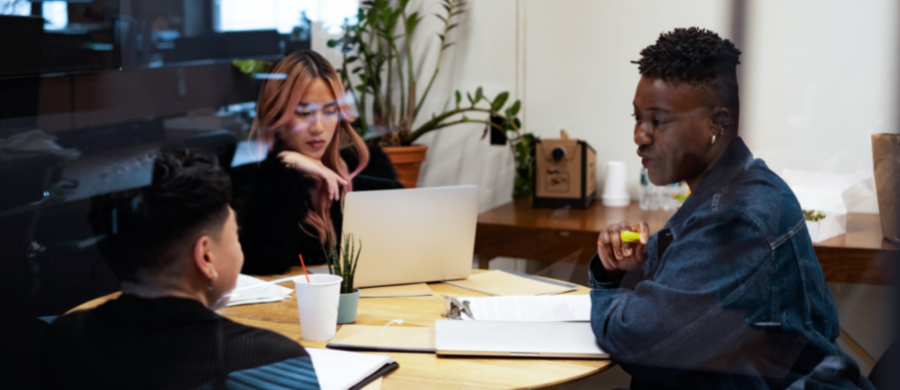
325 234 363 324
328 0 534 195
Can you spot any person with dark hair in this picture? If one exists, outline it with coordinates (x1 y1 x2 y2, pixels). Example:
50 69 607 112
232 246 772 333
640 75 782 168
40 150 320 390
589 28 873 389
235 50 402 275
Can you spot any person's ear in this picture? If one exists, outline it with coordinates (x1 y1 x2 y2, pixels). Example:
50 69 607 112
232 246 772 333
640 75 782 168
710 107 732 133
191 235 217 282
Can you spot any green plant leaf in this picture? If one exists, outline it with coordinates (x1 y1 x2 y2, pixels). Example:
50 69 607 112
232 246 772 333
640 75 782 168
447 23 459 31
461 115 468 122
406 12 420 34
442 42 455 50
475 87 483 103
491 92 509 111
467 91 474 105
505 100 521 118
437 33 445 42
455 90 461 108
435 13 447 23
327 39 339 48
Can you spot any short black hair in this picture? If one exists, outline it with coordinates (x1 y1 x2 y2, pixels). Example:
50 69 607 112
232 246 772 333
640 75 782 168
634 27 742 114
88 150 232 282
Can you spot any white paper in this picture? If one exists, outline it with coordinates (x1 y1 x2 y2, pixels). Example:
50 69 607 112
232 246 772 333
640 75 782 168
783 170 875 243
461 295 591 322
227 274 293 307
307 348 395 390
782 170 874 212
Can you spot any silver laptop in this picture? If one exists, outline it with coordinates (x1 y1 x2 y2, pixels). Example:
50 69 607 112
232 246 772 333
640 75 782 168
435 320 609 359
342 185 479 288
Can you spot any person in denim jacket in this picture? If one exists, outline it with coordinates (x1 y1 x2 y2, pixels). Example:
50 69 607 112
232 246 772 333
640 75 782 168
589 28 874 390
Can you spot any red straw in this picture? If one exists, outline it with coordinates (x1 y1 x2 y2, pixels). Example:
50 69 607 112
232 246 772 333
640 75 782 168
298 254 311 284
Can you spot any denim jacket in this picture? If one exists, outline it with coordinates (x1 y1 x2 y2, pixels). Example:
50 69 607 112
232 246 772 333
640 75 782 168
589 138 874 390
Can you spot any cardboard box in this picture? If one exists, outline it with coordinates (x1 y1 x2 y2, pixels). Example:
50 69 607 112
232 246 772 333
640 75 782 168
783 170 875 243
533 132 597 209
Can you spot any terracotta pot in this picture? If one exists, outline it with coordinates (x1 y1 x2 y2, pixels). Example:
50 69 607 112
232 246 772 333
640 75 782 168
383 145 428 188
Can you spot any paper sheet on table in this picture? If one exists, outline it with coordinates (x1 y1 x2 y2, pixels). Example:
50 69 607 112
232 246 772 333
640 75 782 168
359 283 433 298
307 348 396 390
227 274 293 307
444 270 577 296
461 295 591 322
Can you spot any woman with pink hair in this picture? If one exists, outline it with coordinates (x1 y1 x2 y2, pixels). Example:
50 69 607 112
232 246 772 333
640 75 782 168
237 50 401 275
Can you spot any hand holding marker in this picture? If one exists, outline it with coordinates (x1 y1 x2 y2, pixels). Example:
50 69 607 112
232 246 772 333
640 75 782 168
620 230 641 243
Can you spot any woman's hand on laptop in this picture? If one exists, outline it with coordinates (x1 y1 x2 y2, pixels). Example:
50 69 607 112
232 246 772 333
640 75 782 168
278 150 348 201
597 221 650 273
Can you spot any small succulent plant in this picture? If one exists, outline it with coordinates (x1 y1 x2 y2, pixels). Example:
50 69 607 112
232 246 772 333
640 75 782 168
325 233 362 294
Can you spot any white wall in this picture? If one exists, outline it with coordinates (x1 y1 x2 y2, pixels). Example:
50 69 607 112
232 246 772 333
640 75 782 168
741 0 900 214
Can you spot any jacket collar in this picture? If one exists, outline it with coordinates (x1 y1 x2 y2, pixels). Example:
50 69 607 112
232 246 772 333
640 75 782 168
665 137 754 237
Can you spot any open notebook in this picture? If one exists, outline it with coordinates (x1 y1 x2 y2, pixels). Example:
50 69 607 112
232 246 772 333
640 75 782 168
307 348 398 390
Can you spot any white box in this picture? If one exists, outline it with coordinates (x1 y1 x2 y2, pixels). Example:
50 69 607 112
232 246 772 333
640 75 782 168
783 170 875 243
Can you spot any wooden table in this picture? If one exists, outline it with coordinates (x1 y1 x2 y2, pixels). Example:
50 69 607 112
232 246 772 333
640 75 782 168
70 269 613 390
475 199 899 285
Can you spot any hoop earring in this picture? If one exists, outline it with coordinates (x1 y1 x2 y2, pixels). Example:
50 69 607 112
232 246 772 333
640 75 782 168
711 134 716 145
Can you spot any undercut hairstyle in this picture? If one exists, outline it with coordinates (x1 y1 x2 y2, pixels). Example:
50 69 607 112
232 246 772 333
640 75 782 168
634 27 742 124
88 150 232 283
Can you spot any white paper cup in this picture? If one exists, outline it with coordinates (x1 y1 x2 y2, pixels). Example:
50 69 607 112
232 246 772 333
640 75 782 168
602 161 630 207
293 274 343 341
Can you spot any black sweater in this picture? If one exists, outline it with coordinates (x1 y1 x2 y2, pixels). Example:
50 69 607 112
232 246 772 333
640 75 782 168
41 295 318 389
235 144 402 275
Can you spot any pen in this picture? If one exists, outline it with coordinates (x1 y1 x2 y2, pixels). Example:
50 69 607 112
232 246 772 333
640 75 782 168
620 231 641 243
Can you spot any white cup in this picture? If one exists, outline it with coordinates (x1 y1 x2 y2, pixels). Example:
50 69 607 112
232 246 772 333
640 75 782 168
293 274 343 341
602 161 630 207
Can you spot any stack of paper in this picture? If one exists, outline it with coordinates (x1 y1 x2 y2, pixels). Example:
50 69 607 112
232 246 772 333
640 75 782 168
461 295 591 322
227 274 294 307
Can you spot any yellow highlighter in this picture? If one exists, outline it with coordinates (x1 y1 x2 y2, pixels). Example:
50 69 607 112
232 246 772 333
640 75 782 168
620 231 641 243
